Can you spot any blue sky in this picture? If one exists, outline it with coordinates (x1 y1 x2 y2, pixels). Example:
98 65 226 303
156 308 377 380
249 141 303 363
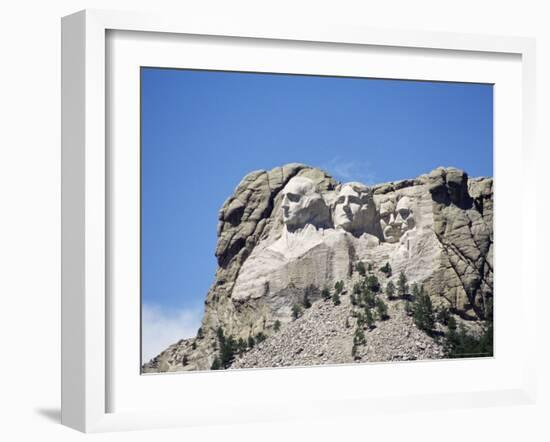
140 68 493 361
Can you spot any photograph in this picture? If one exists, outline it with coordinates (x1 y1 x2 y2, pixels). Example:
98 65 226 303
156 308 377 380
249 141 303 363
140 68 494 373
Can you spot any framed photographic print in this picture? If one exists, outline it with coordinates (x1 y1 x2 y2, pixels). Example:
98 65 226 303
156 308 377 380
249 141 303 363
61 9 537 433
140 68 494 375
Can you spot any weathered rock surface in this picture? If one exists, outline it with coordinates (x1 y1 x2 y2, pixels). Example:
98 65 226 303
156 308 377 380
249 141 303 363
142 164 493 373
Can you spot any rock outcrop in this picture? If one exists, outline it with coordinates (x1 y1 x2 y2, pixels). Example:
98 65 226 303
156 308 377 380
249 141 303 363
143 164 493 373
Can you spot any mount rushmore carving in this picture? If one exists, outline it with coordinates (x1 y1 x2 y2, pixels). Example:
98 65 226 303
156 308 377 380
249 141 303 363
143 163 493 372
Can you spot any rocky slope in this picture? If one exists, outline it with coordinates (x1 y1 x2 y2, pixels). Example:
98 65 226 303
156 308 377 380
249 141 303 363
143 164 493 373
231 285 446 370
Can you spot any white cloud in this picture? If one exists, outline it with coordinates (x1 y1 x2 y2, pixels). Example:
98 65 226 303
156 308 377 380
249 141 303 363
321 157 377 185
141 303 203 364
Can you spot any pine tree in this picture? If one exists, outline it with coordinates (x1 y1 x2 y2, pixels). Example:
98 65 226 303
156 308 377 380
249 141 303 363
386 281 396 300
413 285 435 333
292 303 303 319
437 307 450 325
375 298 389 320
247 335 255 349
380 262 392 277
334 280 344 294
397 271 408 297
216 326 225 343
411 282 419 298
443 317 459 357
220 335 237 368
322 286 331 301
211 357 221 370
302 291 312 309
356 312 365 328
363 289 376 309
353 327 366 346
356 261 366 277
444 317 493 359
447 315 457 331
366 274 380 293
332 292 341 306
365 307 375 329
237 337 247 353
273 320 281 332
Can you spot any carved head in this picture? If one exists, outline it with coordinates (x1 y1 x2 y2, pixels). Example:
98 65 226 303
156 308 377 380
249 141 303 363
379 195 415 243
333 183 366 230
333 182 379 238
280 176 329 231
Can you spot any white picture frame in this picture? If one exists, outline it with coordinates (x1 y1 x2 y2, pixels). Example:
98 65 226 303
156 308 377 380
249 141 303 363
61 9 537 433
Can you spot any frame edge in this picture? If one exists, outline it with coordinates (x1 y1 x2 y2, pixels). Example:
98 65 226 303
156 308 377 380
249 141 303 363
61 9 86 432
61 9 108 433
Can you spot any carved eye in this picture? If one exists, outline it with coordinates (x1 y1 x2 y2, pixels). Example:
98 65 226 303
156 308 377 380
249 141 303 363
399 209 410 219
286 193 301 203
336 196 345 205
348 196 361 205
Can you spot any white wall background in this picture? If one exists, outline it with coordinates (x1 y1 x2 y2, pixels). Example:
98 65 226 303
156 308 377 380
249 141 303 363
0 1 548 440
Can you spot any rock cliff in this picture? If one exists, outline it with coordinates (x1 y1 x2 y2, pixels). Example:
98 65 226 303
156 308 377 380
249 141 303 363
143 164 493 373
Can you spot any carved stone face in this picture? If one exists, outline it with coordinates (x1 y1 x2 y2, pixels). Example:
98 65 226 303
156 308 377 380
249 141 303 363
333 185 363 231
379 196 415 243
280 177 329 231
332 183 381 239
